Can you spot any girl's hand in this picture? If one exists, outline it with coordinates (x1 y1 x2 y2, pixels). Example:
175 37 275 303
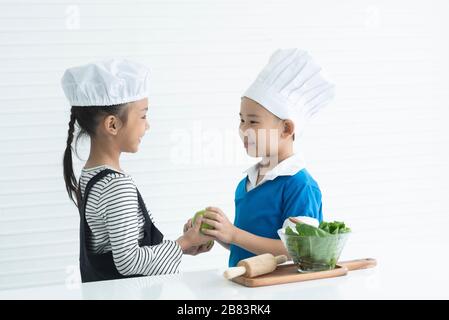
183 218 193 233
183 240 214 256
177 216 214 254
201 206 238 245
193 241 215 255
181 218 214 255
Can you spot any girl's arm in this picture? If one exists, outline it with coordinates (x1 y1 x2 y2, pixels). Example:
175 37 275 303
201 207 288 256
98 176 183 276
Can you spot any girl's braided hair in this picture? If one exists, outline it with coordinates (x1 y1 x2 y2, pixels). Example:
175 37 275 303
63 104 128 207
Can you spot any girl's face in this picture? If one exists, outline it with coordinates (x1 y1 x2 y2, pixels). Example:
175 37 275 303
239 97 285 158
117 98 149 153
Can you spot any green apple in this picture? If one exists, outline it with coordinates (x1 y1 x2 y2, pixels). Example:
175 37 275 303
193 209 214 247
193 209 214 230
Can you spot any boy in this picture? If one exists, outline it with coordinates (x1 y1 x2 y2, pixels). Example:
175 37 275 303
202 49 335 266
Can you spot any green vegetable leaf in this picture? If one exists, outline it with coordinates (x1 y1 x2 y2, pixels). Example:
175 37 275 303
295 222 329 237
285 226 298 235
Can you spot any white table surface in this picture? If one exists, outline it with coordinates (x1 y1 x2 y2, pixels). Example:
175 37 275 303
1 238 448 300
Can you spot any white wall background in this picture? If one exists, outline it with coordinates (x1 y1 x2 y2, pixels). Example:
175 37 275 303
0 0 448 291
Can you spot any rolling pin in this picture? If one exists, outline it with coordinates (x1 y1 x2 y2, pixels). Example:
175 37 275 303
223 253 288 280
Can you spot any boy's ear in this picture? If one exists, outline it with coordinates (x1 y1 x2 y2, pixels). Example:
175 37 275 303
281 119 295 138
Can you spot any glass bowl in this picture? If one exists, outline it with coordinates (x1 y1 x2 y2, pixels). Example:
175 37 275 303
278 229 350 273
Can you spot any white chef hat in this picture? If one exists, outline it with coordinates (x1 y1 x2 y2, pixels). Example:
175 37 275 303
61 58 150 106
243 48 335 137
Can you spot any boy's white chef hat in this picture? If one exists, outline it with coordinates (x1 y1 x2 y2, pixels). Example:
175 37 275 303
243 48 335 137
61 59 150 106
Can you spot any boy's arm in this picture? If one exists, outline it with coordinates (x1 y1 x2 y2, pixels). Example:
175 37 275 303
202 207 288 256
232 228 288 257
217 240 230 250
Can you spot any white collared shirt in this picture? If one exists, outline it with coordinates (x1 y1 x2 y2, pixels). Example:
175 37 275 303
244 153 306 192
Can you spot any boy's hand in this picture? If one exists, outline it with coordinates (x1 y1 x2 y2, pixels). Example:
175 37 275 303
184 217 228 249
201 207 237 244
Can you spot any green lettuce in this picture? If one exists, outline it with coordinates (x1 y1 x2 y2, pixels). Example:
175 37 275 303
286 220 351 237
283 220 351 271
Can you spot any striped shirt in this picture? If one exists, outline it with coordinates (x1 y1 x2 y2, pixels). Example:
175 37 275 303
79 165 183 276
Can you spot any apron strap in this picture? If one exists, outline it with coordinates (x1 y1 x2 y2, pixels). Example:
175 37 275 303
78 169 121 247
79 168 119 218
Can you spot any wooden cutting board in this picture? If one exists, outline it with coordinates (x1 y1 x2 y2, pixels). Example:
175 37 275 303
232 258 377 288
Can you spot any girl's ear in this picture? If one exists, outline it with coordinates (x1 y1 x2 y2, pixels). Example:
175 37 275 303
104 115 122 135
281 119 295 139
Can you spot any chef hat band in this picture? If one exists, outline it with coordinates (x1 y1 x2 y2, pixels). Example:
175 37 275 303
61 59 150 107
243 48 335 137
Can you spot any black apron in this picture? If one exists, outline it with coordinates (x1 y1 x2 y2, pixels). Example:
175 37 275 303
78 168 164 283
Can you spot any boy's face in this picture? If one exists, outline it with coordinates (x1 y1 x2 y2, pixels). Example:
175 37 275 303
239 97 289 158
118 98 149 153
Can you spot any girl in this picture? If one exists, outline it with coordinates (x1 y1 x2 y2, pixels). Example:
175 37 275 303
62 59 213 282
193 49 335 267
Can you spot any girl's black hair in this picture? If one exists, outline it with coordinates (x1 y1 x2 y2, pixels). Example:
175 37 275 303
63 104 129 207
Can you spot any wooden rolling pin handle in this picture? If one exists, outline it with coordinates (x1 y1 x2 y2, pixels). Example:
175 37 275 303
224 255 288 280
223 266 246 280
275 255 288 264
338 258 377 271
